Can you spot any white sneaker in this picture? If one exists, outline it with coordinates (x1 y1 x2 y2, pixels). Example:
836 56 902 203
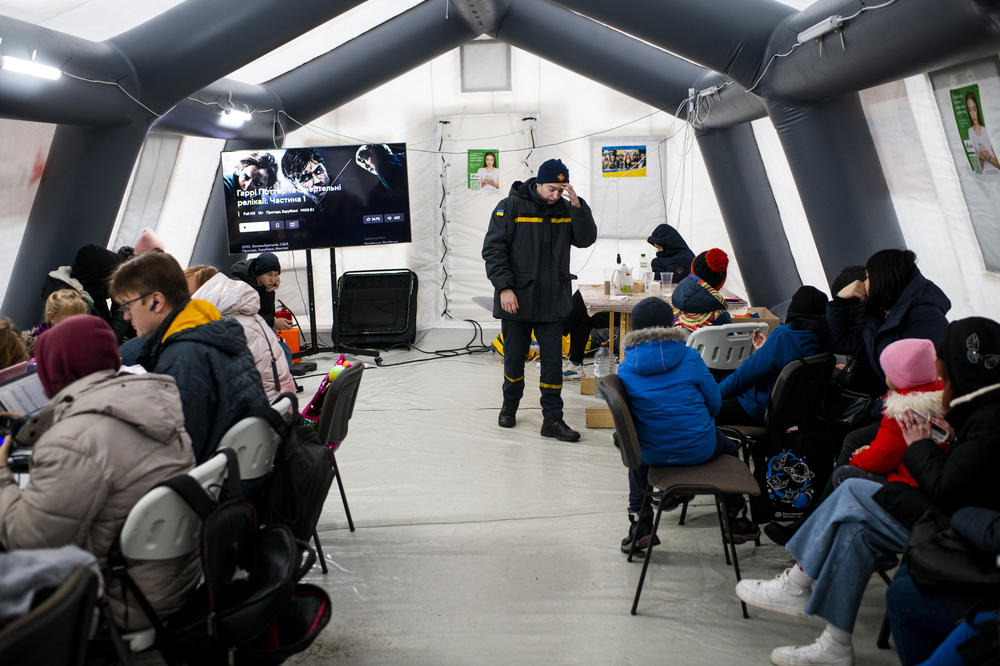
735 568 811 616
770 628 854 666
562 360 585 380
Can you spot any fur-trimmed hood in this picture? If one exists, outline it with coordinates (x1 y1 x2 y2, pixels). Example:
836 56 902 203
623 325 689 348
882 383 945 419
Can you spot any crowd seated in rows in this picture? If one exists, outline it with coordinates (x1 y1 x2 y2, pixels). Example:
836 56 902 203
0 315 198 630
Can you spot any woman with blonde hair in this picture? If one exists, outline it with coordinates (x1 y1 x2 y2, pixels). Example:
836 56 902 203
23 289 89 355
0 317 29 370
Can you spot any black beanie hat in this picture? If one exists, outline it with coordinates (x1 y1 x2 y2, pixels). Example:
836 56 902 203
631 297 675 331
786 286 828 321
251 252 281 276
536 159 569 184
691 249 729 289
936 317 1000 399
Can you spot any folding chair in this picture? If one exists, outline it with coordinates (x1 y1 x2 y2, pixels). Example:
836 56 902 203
598 374 760 618
314 361 365 533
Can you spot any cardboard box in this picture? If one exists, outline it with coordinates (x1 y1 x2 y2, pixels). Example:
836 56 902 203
585 407 615 428
735 306 781 333
580 377 595 395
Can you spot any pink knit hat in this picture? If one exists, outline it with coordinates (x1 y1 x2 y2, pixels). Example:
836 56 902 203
879 338 938 390
133 227 165 255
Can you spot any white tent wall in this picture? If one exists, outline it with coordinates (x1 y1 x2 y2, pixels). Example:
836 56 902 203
0 120 55 302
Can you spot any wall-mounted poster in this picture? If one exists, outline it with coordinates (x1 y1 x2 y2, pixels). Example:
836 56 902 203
950 84 1000 175
931 58 1000 272
468 149 500 191
601 145 647 177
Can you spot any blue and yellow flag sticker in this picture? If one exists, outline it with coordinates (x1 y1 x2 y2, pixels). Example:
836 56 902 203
496 209 504 216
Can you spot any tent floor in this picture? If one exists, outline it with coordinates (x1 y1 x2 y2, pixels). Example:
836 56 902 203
138 326 902 665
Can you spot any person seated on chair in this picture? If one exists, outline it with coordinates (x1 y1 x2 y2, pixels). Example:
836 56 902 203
616 297 759 555
671 248 732 331
21 289 89 356
229 252 291 332
735 316 1000 666
647 223 695 286
716 286 829 427
185 265 295 402
0 318 29 372
0 315 199 630
110 250 268 462
560 290 611 381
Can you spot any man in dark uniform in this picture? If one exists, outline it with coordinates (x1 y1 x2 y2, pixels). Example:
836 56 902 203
482 159 598 442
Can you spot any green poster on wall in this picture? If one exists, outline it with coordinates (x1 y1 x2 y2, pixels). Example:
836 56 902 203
468 149 500 191
950 83 1000 175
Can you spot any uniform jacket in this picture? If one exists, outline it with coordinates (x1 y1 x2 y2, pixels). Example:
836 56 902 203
647 223 695 284
231 259 276 328
0 370 199 630
193 273 295 401
617 326 720 466
849 382 945 486
718 323 825 425
874 383 1000 529
482 178 597 322
138 299 268 462
670 275 732 330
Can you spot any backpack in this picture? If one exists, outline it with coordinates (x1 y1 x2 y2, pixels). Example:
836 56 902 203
109 450 330 665
253 394 337 542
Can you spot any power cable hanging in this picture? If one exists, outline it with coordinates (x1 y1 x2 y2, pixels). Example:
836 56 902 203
437 120 452 319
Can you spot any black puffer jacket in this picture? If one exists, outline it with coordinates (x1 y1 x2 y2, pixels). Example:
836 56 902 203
647 223 694 284
874 383 1000 530
482 178 597 322
138 299 268 462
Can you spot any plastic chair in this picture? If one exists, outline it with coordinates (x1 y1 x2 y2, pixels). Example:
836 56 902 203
0 565 101 665
215 396 290 482
686 322 768 371
598 375 760 618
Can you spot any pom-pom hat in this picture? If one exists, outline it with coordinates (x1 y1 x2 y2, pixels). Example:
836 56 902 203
691 249 729 289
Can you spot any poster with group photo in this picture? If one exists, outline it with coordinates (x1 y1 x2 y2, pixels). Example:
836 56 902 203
468 149 500 191
601 145 647 177
931 57 1000 272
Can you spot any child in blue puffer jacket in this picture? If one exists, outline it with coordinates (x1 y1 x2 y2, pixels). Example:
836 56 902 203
717 285 829 427
616 297 759 555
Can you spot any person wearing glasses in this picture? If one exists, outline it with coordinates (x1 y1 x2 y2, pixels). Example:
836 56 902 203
109 250 267 462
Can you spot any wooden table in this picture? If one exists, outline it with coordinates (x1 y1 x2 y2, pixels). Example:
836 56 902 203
578 283 749 361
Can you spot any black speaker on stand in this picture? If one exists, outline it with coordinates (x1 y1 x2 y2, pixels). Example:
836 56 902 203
334 269 418 351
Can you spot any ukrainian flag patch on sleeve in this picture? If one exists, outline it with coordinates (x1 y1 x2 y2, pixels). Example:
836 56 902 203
496 209 504 216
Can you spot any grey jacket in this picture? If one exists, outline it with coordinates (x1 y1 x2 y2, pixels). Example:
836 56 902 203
0 370 199 630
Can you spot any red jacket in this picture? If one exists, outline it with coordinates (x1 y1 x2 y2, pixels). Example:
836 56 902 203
849 380 947 486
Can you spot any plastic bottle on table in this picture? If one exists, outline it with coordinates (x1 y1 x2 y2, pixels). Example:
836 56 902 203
638 253 653 292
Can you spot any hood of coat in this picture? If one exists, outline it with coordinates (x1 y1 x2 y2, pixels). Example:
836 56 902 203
647 224 692 256
193 273 261 319
16 369 188 447
881 382 945 419
622 326 691 376
671 275 725 314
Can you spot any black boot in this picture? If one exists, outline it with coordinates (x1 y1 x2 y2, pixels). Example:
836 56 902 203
540 419 581 442
629 508 660 554
498 404 517 428
764 516 806 546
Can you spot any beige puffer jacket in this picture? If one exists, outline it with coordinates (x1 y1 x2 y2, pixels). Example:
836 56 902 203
0 369 199 630
193 272 296 401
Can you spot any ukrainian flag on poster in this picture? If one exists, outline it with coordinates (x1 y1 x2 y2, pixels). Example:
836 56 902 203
601 145 647 177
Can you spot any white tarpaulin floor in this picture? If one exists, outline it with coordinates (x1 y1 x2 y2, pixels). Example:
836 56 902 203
141 326 901 665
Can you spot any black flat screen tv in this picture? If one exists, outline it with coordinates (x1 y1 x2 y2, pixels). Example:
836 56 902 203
221 143 411 253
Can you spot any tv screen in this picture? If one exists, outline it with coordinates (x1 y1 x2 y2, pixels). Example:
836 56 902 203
221 143 412 253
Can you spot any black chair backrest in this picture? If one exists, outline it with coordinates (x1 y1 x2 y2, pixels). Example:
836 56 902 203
316 362 365 444
765 353 835 434
598 375 643 471
0 566 98 665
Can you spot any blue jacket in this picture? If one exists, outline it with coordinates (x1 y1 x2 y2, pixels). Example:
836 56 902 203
717 324 825 425
617 326 720 466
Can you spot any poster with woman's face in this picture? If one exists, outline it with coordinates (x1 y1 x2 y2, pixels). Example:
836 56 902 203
468 149 500 192
950 83 1000 176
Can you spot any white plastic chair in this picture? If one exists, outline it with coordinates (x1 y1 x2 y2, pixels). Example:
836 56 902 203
115 452 233 652
686 322 769 371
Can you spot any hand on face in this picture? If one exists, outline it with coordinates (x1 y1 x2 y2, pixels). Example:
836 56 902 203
898 411 932 446
562 183 581 207
837 279 868 302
